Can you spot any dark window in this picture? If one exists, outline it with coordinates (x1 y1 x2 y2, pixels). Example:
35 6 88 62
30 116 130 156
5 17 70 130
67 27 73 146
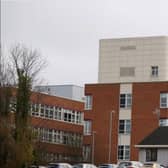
146 148 157 161
119 120 131 134
119 120 125 133
151 66 158 77
120 94 132 108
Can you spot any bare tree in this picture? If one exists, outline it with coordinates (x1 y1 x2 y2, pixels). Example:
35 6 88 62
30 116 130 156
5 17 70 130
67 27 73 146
0 44 46 168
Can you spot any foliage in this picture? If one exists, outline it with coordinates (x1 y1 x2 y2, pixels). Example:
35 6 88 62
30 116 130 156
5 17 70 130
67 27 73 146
0 44 45 168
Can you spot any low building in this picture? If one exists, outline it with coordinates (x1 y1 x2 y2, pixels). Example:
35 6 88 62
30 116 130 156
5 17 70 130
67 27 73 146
83 36 168 165
136 122 168 166
11 90 84 164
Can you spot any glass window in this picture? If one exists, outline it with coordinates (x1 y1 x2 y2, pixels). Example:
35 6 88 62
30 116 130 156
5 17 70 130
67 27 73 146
40 104 45 117
160 93 168 108
49 106 54 119
118 145 130 160
85 95 93 110
146 148 157 161
55 107 62 120
159 119 168 126
83 145 91 162
45 105 50 118
31 103 39 116
120 94 132 108
84 120 92 135
151 66 159 77
119 120 125 133
119 120 131 134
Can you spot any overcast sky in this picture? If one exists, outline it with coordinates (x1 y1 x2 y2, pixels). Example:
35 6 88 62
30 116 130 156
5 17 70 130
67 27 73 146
2 0 168 86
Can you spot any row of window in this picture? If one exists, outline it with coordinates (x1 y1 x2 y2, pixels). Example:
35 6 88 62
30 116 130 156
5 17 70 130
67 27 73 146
84 119 131 136
34 127 82 147
86 92 168 110
10 100 83 124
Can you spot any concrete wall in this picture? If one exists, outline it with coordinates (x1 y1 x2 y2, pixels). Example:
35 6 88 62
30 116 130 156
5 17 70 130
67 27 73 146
98 36 168 83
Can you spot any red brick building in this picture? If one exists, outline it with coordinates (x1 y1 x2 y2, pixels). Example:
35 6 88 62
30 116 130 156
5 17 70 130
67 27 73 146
29 92 84 163
83 36 168 165
83 82 168 165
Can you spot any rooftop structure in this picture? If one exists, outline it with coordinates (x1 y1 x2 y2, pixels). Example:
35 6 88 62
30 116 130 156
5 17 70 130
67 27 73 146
34 85 84 102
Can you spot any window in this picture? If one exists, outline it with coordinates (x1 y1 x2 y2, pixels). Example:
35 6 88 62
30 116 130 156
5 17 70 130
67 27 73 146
10 98 16 113
160 93 168 108
53 130 62 144
151 66 158 77
45 105 50 118
55 106 62 120
63 109 72 122
119 120 131 134
146 148 157 161
84 120 92 135
31 104 40 116
40 104 45 117
120 94 132 108
85 95 93 110
118 145 130 160
49 106 54 119
159 119 168 126
83 145 91 162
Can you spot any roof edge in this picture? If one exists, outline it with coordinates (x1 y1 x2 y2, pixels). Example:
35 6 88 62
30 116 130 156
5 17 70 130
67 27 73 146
135 145 168 148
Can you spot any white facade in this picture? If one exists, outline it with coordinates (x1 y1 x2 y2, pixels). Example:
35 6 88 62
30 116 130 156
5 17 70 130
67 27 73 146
139 148 168 166
98 36 168 83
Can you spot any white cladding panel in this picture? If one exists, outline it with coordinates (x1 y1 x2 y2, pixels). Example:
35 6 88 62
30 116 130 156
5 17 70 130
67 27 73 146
118 134 130 145
98 36 168 83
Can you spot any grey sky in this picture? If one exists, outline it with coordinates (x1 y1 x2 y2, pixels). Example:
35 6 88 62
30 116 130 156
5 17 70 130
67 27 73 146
2 0 168 86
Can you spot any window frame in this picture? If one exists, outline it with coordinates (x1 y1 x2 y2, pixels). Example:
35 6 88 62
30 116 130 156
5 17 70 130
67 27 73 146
84 120 92 135
118 145 130 160
85 95 93 110
151 66 159 77
119 120 131 134
120 93 132 108
160 93 168 108
146 148 157 162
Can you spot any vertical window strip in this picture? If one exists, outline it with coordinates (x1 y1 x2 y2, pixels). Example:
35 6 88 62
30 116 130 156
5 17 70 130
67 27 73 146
85 95 93 110
160 93 168 108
